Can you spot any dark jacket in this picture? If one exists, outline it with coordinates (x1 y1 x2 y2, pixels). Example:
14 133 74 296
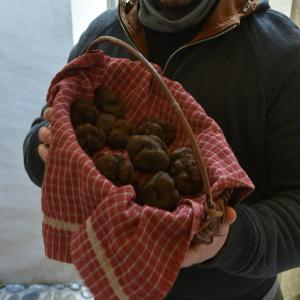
23 0 300 299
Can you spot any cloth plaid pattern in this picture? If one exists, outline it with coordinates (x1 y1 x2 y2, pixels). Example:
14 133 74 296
42 51 254 299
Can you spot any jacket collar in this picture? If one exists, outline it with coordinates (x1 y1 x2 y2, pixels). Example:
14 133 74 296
119 0 262 57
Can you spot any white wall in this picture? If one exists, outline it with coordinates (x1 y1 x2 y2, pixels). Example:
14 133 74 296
270 0 292 16
71 0 107 44
0 0 80 284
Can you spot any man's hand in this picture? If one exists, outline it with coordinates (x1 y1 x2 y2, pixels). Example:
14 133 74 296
37 108 52 163
181 206 236 268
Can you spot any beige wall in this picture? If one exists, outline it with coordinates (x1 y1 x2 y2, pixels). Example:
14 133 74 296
291 0 300 25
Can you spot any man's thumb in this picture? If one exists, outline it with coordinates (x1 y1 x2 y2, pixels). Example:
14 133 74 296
224 206 237 225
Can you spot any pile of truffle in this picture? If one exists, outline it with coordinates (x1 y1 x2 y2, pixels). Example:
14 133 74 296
71 88 203 211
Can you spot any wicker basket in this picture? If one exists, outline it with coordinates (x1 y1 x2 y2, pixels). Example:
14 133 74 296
86 36 231 245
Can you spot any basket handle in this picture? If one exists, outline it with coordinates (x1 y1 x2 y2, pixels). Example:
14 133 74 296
86 36 216 211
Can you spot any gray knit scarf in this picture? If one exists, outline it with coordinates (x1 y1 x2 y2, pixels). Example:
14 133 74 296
138 0 219 33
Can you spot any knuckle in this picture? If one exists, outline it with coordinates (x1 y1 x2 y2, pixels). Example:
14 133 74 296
38 127 45 141
38 144 48 161
43 107 52 121
37 144 44 156
38 126 51 143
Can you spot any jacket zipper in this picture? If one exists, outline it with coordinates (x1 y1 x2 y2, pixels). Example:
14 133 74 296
118 4 139 52
163 24 238 74
118 4 238 74
243 0 257 13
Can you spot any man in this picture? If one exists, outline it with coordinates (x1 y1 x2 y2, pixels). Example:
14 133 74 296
24 0 300 299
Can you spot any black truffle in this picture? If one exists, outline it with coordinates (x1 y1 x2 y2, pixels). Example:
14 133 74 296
71 99 99 127
95 113 117 134
108 120 133 149
127 135 169 172
135 119 176 145
75 123 106 155
93 154 134 186
140 171 180 211
169 147 203 195
94 88 124 118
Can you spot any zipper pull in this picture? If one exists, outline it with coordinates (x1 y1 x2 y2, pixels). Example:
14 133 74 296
243 0 257 13
125 0 134 14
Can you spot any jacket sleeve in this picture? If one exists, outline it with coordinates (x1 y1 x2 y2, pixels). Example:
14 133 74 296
202 14 300 278
68 9 120 61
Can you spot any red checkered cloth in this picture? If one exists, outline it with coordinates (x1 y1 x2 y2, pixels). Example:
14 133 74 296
42 50 254 300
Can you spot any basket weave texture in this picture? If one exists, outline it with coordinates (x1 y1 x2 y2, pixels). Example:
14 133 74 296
42 50 254 299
